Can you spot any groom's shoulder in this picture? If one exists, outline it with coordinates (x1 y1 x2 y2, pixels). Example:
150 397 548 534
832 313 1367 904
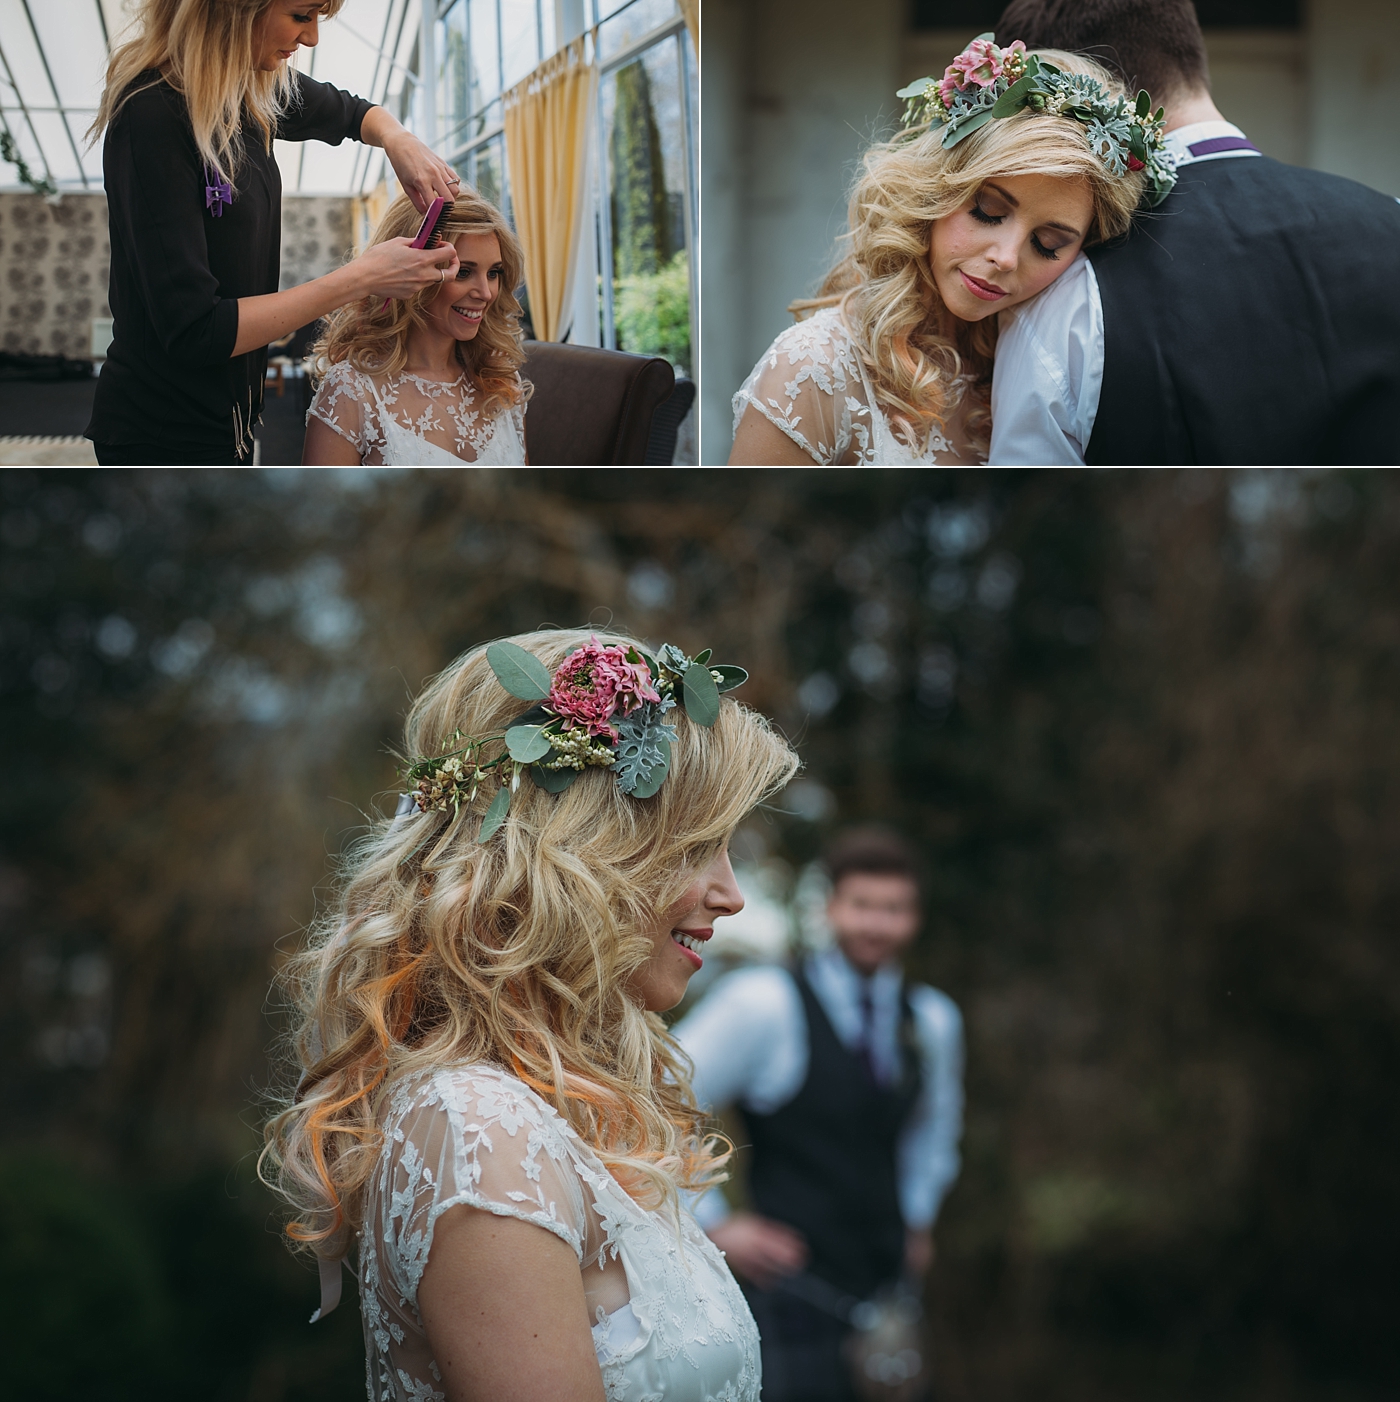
1148 155 1397 239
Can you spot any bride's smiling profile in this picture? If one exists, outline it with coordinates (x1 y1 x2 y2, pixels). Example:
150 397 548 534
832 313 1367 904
730 38 1172 467
265 630 797 1402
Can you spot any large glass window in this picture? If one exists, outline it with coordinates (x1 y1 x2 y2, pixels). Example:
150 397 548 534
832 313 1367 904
431 0 697 388
600 29 693 377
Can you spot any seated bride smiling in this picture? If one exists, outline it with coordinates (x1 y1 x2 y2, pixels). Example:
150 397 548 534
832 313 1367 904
303 190 529 466
730 38 1175 467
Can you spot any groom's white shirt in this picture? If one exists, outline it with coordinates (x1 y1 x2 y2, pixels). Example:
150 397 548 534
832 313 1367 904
988 121 1260 466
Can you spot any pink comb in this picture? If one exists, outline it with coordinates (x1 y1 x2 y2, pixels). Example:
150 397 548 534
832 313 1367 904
379 197 453 312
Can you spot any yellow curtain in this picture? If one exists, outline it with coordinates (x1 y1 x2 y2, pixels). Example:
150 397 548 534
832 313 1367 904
502 38 598 344
678 0 698 51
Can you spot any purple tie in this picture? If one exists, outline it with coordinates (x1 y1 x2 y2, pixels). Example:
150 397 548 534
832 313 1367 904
859 980 881 1085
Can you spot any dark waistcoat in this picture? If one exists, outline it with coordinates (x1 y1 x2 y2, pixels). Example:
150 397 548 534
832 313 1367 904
1087 156 1400 465
745 968 922 1300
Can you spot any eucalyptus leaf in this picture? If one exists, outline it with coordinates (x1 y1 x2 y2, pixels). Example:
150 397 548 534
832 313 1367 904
505 725 553 763
693 648 712 666
896 76 936 100
990 72 1037 118
943 108 996 148
477 786 510 842
530 764 581 794
1136 89 1151 117
487 641 552 701
712 665 749 693
682 661 721 725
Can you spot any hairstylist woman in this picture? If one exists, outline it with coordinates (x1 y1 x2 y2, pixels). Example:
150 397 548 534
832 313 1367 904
86 0 461 465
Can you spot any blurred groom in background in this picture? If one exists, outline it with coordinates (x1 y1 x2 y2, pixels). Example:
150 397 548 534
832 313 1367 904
675 829 964 1402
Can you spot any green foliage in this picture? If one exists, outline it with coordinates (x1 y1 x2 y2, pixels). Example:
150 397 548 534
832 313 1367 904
611 60 673 281
613 249 691 374
0 129 58 198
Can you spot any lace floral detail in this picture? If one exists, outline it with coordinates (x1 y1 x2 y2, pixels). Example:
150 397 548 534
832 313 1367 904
733 306 976 466
309 363 527 466
359 1063 761 1402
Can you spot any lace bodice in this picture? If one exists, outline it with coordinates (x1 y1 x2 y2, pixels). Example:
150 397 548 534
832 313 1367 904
360 1063 761 1402
309 363 527 465
733 306 983 466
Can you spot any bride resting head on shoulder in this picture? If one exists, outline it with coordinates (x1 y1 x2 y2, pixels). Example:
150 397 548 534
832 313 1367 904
731 38 1175 467
303 189 530 466
264 630 797 1402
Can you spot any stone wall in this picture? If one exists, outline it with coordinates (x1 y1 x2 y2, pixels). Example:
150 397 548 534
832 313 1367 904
279 196 356 291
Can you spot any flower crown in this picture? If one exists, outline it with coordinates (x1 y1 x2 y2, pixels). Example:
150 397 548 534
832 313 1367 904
400 639 747 843
897 34 1177 208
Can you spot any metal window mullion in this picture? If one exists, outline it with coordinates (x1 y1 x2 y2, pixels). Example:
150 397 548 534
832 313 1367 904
495 0 505 111
351 0 405 192
598 17 684 77
676 28 696 381
20 0 89 187
593 48 614 350
94 0 109 47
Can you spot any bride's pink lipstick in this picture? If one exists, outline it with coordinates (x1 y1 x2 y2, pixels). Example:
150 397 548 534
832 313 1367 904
960 269 1008 300
671 927 712 970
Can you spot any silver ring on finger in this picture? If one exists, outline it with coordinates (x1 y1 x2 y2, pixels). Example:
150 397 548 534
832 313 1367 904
440 268 447 283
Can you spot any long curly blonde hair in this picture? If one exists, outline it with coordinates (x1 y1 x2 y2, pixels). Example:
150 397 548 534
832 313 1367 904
91 0 343 188
311 192 529 419
800 50 1145 455
263 628 799 1264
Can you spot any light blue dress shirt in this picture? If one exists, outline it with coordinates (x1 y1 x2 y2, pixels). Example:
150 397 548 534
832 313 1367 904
673 945 964 1232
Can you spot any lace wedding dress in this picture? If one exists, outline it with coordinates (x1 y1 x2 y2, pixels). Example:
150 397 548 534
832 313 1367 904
360 1062 762 1402
308 363 527 465
733 306 983 466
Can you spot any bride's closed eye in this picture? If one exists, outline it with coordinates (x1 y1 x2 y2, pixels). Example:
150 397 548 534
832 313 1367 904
968 200 1064 261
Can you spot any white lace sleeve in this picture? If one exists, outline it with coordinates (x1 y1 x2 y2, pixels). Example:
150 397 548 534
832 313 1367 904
732 307 875 465
307 362 380 461
376 1065 591 1314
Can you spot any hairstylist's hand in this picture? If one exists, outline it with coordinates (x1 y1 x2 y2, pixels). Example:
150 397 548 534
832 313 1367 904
384 129 463 214
353 238 460 302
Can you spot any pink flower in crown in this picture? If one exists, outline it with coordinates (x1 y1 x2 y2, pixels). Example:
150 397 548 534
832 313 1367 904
547 638 660 739
951 37 1008 88
938 66 964 108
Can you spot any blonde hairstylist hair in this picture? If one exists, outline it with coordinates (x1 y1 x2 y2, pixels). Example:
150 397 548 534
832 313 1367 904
91 0 344 186
798 49 1145 455
311 192 529 419
263 628 799 1263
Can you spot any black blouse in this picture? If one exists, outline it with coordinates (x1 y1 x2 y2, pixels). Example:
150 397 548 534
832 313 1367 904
86 71 374 456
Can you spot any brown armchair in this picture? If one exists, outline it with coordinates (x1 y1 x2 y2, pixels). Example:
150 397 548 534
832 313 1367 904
522 341 688 465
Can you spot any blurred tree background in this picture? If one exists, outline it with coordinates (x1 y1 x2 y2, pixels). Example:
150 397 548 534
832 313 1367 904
1 468 1397 1401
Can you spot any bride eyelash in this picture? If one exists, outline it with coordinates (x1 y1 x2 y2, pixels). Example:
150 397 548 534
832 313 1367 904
969 201 1060 261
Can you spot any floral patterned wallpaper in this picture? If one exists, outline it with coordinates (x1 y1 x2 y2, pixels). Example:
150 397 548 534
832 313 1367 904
0 192 355 360
0 194 110 359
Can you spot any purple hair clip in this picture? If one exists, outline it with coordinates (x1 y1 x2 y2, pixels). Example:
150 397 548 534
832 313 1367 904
204 164 232 217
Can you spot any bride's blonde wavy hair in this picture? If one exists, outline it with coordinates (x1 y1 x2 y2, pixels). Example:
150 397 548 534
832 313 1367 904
91 0 342 187
310 192 529 418
799 50 1144 456
263 628 799 1262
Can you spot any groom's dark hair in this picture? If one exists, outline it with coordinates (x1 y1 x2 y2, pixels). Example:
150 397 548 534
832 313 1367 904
995 0 1210 104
